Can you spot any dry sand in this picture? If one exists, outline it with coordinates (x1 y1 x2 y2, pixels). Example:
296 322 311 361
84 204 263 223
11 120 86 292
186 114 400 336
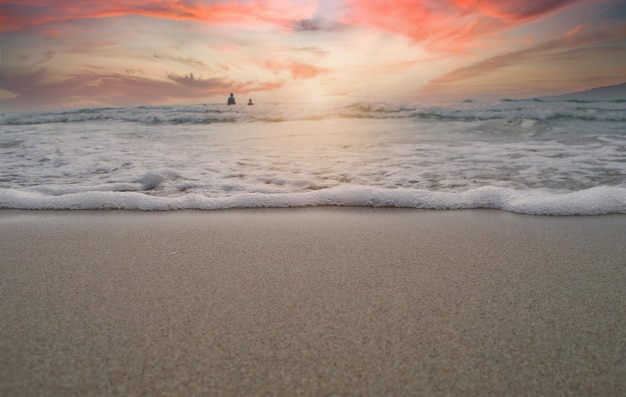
1 208 625 396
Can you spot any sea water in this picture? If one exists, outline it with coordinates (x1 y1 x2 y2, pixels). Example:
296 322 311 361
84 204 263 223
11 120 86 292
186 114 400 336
1 100 624 215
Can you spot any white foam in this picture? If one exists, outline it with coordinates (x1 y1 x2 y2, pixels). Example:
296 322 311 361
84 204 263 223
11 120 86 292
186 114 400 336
1 186 624 215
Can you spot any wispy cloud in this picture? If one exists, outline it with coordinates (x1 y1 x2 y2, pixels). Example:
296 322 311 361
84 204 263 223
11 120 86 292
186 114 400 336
164 71 285 96
0 0 317 32
69 40 119 53
166 72 231 89
420 21 626 94
154 54 212 71
293 46 331 57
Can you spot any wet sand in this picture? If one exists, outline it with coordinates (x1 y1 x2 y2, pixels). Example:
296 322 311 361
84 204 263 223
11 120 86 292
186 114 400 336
1 208 625 396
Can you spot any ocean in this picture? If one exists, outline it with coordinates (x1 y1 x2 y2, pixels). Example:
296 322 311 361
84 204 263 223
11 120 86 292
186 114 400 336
1 100 624 215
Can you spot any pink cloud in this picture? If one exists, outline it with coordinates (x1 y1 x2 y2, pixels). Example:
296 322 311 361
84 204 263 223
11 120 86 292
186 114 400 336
1 0 595 50
566 23 589 36
339 0 499 51
339 0 591 51
262 61 329 80
0 0 317 32
0 0 608 48
453 0 585 22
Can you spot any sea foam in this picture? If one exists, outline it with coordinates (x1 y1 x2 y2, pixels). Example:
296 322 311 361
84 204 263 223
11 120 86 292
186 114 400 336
1 186 624 215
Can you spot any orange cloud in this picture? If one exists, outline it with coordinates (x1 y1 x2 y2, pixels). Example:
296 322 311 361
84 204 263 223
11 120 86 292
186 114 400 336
262 61 329 80
0 0 316 32
288 63 329 79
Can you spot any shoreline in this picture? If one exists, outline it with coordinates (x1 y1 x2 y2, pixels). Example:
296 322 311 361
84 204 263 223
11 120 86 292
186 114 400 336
1 208 625 396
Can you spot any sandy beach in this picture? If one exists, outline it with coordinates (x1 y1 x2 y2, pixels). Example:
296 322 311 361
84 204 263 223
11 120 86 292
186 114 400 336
1 208 625 396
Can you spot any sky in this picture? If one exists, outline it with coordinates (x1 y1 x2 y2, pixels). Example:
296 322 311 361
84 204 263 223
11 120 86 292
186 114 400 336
1 0 625 111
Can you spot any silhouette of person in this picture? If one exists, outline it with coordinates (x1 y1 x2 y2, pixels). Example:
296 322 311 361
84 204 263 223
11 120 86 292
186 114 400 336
227 93 236 105
248 99 254 106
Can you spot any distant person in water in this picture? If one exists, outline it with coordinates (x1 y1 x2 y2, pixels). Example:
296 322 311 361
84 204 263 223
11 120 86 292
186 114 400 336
248 99 254 106
227 93 236 105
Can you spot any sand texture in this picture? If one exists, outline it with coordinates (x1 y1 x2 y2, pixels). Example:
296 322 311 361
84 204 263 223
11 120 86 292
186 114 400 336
1 209 625 396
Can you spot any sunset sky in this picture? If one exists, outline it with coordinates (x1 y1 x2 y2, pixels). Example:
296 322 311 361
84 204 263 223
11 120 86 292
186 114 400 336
1 0 625 111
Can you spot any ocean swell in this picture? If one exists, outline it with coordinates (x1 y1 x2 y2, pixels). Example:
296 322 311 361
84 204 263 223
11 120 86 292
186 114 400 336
2 100 625 125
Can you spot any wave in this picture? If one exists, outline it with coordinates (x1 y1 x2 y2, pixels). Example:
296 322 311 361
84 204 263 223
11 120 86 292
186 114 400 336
502 98 626 104
0 105 240 125
2 100 625 125
1 186 624 216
